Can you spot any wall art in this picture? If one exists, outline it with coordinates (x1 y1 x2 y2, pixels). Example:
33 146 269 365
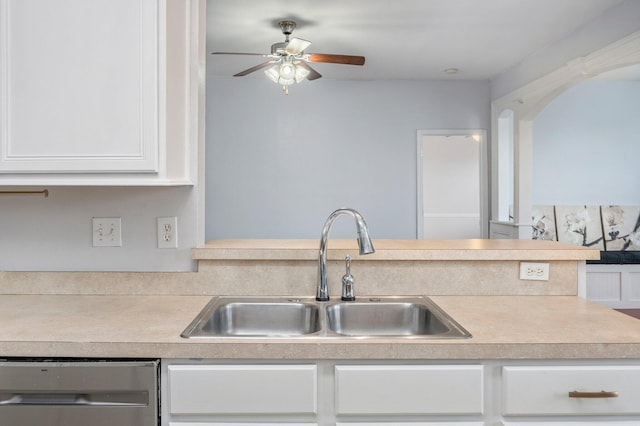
531 205 557 240
555 205 604 249
601 205 640 251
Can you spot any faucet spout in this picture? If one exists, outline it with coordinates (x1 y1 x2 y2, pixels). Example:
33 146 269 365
316 208 375 301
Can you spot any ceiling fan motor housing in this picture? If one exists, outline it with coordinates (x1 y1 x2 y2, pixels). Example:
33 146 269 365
279 20 297 36
270 42 287 55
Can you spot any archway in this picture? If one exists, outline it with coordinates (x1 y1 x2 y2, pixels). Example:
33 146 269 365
490 31 640 240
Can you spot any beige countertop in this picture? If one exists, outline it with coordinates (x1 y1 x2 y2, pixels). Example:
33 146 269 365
193 239 601 261
2 294 639 360
0 240 620 360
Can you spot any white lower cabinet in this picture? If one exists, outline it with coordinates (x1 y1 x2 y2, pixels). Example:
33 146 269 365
163 360 640 426
335 365 484 416
163 361 484 425
169 424 316 426
337 423 483 426
168 364 317 415
167 422 482 425
586 264 640 308
501 423 640 426
500 363 640 425
502 366 640 416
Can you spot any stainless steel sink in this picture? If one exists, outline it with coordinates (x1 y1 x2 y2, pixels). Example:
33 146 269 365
326 297 470 338
181 296 470 339
181 297 322 338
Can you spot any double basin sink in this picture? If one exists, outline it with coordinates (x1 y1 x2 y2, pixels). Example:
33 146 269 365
181 296 471 339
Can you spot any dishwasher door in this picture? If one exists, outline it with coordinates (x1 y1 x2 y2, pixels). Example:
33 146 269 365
0 359 158 426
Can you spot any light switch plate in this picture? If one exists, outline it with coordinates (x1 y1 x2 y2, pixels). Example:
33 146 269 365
92 217 122 247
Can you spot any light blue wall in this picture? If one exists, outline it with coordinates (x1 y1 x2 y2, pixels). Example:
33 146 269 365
532 80 640 205
205 77 490 239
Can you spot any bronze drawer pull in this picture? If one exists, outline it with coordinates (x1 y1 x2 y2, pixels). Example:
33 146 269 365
568 390 619 398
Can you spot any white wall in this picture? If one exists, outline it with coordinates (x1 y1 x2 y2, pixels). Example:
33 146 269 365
205 77 490 239
491 0 640 100
532 80 640 205
0 187 198 271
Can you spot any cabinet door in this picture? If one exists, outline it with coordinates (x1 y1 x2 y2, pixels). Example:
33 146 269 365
503 366 640 416
0 0 158 173
168 364 317 415
335 365 484 415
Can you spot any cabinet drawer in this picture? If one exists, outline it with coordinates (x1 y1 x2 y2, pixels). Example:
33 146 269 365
335 365 484 415
503 366 640 416
338 423 483 426
170 424 317 426
502 422 640 426
168 364 317 415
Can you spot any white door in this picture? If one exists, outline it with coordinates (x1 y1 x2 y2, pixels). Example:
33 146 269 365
417 131 484 239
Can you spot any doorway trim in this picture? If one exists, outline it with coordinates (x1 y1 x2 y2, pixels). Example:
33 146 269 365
416 129 488 239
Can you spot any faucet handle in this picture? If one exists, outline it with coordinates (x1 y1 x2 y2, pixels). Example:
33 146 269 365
341 255 356 301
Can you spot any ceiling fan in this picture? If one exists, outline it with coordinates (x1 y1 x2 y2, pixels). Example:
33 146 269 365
211 20 365 94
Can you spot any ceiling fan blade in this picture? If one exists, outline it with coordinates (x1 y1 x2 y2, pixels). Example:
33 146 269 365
233 61 276 77
285 38 311 55
306 53 365 66
297 62 322 81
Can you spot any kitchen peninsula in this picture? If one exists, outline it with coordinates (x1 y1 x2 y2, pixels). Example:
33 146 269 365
2 239 640 424
0 239 637 359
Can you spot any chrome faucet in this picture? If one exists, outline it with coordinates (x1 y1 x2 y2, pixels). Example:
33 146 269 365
316 208 375 301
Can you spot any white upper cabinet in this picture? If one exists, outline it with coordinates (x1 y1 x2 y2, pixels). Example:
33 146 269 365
0 0 196 185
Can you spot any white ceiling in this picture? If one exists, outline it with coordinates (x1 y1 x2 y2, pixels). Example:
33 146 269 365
206 0 631 81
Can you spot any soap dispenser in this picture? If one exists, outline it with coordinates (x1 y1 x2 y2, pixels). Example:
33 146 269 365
341 255 356 301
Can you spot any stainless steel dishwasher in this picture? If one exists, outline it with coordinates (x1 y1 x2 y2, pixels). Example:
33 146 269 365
0 359 158 426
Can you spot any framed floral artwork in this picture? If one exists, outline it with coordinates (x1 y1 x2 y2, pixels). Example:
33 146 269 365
531 205 557 241
555 205 604 249
601 205 640 251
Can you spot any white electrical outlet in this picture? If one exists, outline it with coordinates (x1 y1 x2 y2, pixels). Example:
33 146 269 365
519 262 550 281
157 217 178 249
92 217 122 247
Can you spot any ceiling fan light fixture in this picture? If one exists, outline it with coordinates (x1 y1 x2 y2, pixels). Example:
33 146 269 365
264 61 310 87
279 76 296 86
294 63 310 83
264 65 281 83
279 62 296 79
264 63 295 85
